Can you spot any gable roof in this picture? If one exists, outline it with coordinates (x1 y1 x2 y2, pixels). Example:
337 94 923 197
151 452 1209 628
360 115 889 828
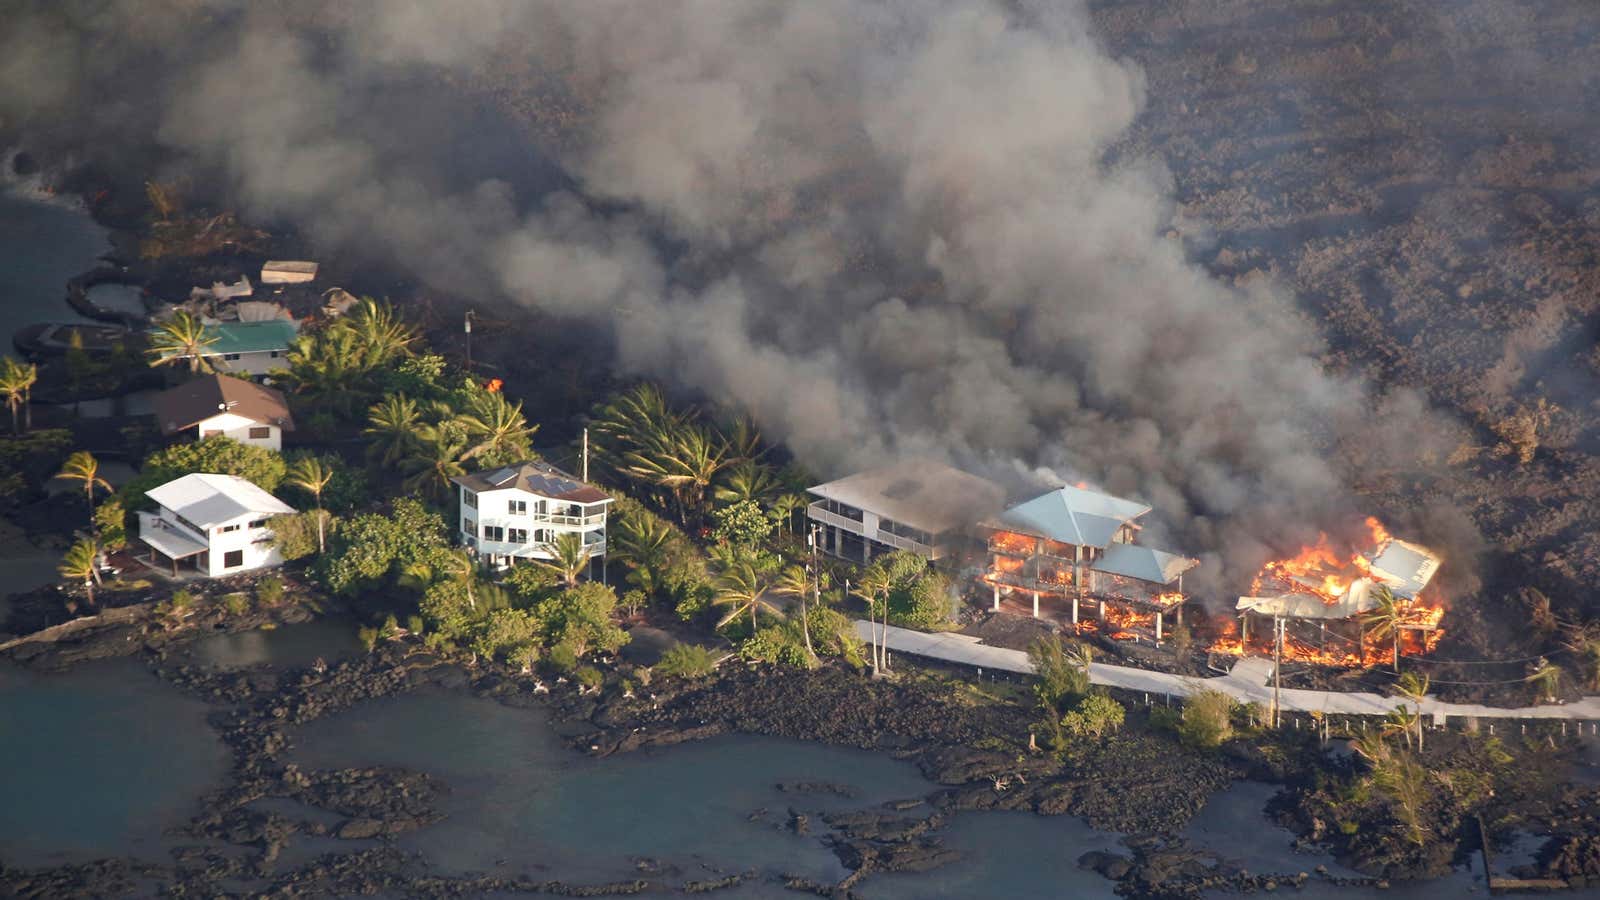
149 319 299 360
990 485 1151 549
1091 543 1198 586
807 460 1006 535
146 473 296 529
151 374 295 435
451 460 609 504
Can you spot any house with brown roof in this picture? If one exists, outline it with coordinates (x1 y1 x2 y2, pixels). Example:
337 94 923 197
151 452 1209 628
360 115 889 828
151 374 295 451
450 461 611 569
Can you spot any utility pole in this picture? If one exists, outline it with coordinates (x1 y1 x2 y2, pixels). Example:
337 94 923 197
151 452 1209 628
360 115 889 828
1272 615 1284 728
463 310 474 371
581 427 589 483
802 524 818 660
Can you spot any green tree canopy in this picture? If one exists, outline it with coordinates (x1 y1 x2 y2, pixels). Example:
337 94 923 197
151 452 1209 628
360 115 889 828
317 498 449 596
120 436 287 510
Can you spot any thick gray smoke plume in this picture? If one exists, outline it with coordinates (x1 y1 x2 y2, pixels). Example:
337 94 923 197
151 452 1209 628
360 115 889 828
0 0 1461 595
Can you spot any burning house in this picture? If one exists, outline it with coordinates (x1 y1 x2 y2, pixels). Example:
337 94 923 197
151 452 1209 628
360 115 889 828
806 460 1005 564
1230 518 1445 667
980 485 1198 641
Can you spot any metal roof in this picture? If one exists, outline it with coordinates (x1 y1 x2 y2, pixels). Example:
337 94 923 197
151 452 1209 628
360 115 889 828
1091 543 1198 586
140 524 209 559
989 485 1151 549
1366 540 1440 599
150 319 299 360
451 460 610 504
807 460 1005 535
145 473 296 528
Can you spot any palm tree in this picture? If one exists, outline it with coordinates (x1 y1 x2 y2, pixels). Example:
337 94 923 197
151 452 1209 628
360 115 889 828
458 391 538 466
1381 705 1419 751
1359 585 1406 673
623 423 727 527
854 566 892 674
1068 643 1096 678
1526 657 1562 704
611 513 674 596
56 451 112 523
146 311 217 373
540 530 593 588
1393 672 1430 751
364 393 424 466
0 356 38 433
402 548 478 609
775 564 818 660
713 560 782 632
285 457 334 553
714 459 781 508
58 537 100 607
717 413 766 465
399 423 468 501
769 492 806 536
286 326 369 418
347 298 418 368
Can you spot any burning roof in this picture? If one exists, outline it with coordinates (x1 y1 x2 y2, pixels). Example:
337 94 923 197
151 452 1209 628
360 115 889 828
1236 518 1442 622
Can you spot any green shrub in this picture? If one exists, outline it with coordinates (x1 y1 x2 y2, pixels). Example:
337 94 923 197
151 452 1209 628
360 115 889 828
169 588 195 611
574 665 604 691
255 576 285 607
405 614 425 636
358 625 379 651
1148 705 1182 733
545 642 579 673
655 643 720 679
1060 693 1126 740
740 624 811 668
221 592 251 616
1178 689 1236 749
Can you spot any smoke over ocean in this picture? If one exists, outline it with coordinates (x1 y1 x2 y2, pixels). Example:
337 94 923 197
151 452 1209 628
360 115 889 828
0 0 1465 596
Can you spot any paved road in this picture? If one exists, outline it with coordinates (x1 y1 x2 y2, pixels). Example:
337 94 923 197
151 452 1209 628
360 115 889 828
855 621 1600 724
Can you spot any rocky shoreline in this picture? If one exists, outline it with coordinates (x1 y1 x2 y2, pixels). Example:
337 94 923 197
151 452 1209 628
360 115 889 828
0 605 1466 900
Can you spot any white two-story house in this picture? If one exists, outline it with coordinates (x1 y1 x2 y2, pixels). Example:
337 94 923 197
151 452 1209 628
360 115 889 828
138 473 296 577
450 461 610 570
150 374 295 451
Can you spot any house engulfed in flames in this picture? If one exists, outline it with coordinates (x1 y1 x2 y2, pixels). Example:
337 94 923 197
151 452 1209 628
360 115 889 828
979 485 1198 642
1228 518 1445 667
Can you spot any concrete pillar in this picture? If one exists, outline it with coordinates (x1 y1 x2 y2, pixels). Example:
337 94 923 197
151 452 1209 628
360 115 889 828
863 537 870 564
832 525 840 556
992 584 1000 612
1155 611 1164 643
1241 614 1249 644
1031 592 1040 619
1071 595 1079 625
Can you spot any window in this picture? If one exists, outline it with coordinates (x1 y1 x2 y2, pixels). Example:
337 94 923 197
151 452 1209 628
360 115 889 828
508 499 527 515
464 517 476 536
218 524 240 534
247 519 269 530
463 490 477 510
823 499 864 522
483 525 505 542
269 350 282 358
508 528 528 543
202 429 223 439
223 549 244 568
223 353 242 361
248 426 271 439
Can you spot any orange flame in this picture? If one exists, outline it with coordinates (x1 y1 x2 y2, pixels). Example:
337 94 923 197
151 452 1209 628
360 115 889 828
485 378 504 393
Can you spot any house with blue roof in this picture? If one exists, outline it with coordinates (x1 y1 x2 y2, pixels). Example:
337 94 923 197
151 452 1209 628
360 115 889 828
981 484 1197 640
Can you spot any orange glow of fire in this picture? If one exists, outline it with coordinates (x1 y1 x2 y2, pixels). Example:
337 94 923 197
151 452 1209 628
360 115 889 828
990 530 1036 555
485 378 504 393
991 555 1025 575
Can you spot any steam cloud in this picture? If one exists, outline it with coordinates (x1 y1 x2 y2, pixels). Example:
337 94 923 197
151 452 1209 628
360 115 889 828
0 0 1463 597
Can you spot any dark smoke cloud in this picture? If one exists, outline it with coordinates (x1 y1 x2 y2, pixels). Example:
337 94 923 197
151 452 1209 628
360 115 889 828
0 0 1466 598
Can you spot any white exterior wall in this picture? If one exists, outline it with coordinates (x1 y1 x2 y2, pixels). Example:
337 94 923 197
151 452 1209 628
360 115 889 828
199 511 283 577
806 500 943 560
144 505 283 577
206 349 289 377
192 411 282 450
458 485 608 564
